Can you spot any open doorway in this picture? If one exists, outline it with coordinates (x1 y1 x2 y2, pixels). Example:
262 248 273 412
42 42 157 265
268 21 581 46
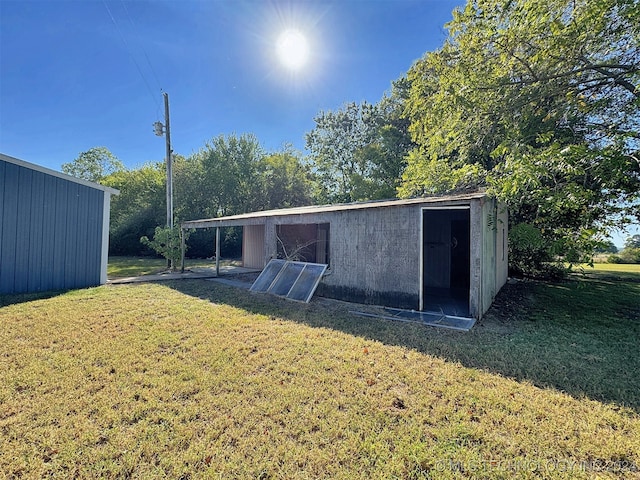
422 207 471 317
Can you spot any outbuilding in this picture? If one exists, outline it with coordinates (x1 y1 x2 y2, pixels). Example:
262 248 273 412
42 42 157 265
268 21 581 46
182 193 507 319
0 153 119 294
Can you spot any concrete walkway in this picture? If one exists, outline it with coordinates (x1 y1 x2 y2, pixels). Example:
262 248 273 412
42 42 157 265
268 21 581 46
108 266 259 285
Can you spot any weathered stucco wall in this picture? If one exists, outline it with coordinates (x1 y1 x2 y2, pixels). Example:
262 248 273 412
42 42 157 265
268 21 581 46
478 199 509 317
254 205 422 308
318 205 422 309
496 204 509 291
199 194 506 319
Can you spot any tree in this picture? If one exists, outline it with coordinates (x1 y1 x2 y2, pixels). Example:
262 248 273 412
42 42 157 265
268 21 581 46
173 134 314 257
102 163 166 255
140 226 191 270
262 150 313 209
595 240 618 254
624 235 640 249
62 147 125 183
399 0 640 275
306 93 413 203
194 133 267 217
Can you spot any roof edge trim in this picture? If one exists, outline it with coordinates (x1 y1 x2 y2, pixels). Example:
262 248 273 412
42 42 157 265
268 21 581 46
181 192 487 229
1 153 120 195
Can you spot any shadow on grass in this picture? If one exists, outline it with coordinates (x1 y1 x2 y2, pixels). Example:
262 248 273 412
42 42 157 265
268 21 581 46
165 275 640 411
0 289 69 307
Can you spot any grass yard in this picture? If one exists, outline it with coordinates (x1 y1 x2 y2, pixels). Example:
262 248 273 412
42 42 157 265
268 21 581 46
574 262 640 280
1 268 639 478
106 256 170 278
107 256 241 278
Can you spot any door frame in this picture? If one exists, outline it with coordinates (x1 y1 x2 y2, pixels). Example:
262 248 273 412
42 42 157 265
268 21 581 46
419 205 471 312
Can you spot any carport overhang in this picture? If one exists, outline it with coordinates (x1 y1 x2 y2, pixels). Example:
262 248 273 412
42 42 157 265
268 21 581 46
179 193 487 278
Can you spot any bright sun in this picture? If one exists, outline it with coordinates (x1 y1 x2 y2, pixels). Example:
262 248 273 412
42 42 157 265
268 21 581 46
276 29 309 71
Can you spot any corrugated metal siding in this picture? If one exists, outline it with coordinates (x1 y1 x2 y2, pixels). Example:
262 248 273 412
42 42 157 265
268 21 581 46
0 159 105 294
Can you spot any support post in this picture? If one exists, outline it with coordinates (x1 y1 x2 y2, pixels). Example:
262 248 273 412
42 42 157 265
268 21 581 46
164 92 173 269
180 228 186 273
215 227 221 276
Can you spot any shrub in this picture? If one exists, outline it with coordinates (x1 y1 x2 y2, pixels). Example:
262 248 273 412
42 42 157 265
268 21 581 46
607 254 623 264
619 247 640 264
140 227 191 270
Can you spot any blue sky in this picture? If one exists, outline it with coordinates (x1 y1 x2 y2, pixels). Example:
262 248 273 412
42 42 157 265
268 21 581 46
1 0 636 246
1 0 461 169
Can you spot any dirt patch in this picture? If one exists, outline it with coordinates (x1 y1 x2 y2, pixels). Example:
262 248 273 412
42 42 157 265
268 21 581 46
225 272 261 284
475 279 539 335
485 280 536 321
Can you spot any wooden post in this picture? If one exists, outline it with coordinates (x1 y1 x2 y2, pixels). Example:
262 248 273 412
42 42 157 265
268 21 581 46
163 92 173 270
215 226 221 276
180 228 186 273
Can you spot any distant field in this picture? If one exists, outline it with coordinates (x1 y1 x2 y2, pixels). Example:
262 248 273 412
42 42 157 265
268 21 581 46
571 263 640 282
579 263 640 273
1 266 638 478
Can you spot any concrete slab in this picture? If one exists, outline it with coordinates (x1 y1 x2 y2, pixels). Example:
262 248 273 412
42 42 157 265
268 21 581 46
350 307 476 331
108 266 260 284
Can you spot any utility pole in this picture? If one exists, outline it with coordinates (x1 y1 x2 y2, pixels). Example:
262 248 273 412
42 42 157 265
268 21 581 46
153 92 173 269
163 92 173 232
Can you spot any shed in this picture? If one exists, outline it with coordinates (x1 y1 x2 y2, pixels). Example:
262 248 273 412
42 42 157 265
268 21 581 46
0 153 119 294
182 193 508 319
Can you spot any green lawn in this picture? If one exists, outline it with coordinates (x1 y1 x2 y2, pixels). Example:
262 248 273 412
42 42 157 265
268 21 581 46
107 256 241 278
570 263 640 283
107 256 170 278
1 270 639 478
587 263 640 273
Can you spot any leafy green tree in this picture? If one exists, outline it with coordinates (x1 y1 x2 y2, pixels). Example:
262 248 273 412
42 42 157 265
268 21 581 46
306 102 376 203
595 240 618 254
617 234 640 264
262 150 313 209
174 134 314 257
102 163 166 255
399 0 640 274
173 153 208 221
140 226 191 270
195 133 267 216
62 147 125 183
625 235 640 250
306 93 413 203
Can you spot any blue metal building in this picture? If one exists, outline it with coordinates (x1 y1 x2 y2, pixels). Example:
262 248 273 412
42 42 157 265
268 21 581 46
0 153 119 294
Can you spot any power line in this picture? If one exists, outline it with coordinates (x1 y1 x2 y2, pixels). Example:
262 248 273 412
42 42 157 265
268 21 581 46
119 0 164 95
102 0 162 116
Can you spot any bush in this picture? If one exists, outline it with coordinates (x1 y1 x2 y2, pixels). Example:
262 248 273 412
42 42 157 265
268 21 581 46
607 255 623 264
606 248 640 264
509 223 567 279
619 247 640 264
140 227 191 270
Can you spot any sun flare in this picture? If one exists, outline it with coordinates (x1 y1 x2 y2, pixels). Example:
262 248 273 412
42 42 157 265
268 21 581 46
276 29 309 71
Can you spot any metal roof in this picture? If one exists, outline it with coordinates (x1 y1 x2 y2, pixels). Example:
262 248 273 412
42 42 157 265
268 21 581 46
1 153 120 195
181 192 486 229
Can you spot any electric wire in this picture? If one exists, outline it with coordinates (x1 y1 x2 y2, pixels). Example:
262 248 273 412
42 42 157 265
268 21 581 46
102 0 162 117
119 0 164 95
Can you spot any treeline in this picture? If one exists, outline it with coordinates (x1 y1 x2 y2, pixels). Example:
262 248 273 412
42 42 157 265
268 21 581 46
63 0 639 276
66 138 316 258
607 236 640 264
64 93 411 259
